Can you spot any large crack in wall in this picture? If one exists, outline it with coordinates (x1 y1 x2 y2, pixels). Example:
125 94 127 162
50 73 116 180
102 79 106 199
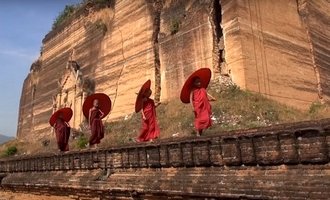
209 0 225 75
297 0 324 103
209 0 233 89
150 0 163 103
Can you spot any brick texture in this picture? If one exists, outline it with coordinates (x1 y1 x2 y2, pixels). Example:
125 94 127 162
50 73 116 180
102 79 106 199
1 119 330 199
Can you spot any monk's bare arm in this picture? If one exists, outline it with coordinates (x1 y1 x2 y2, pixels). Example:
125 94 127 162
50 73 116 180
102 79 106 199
88 109 92 128
207 92 216 101
155 101 161 108
190 91 194 110
141 102 146 120
65 122 70 127
99 109 104 118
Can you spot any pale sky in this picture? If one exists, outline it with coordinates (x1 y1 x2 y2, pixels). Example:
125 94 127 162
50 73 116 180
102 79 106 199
0 0 81 137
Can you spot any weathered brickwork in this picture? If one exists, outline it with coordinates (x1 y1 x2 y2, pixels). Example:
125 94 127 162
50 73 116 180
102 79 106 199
17 0 330 141
1 119 330 199
1 124 329 172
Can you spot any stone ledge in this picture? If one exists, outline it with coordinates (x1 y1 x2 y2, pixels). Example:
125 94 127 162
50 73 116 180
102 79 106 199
1 118 330 173
1 165 329 199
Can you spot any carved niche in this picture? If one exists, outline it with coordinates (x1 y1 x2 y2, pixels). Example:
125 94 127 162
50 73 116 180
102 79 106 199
52 59 86 130
51 48 95 130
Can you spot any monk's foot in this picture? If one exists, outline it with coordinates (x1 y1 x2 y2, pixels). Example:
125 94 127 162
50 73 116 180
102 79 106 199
196 131 202 137
149 139 154 143
196 130 203 137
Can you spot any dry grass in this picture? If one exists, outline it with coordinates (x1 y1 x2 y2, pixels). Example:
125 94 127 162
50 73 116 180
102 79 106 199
2 85 330 156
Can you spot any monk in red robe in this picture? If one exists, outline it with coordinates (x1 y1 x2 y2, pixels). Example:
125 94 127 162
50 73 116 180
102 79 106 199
89 99 105 148
137 89 160 142
53 114 71 152
190 77 216 136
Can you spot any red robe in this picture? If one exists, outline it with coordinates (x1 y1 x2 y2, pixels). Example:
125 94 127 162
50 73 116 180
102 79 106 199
54 119 70 151
192 87 212 131
137 98 160 142
89 108 104 145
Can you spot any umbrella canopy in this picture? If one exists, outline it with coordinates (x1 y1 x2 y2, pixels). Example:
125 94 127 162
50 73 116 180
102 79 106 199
49 107 73 126
82 93 112 119
135 80 151 113
180 68 212 104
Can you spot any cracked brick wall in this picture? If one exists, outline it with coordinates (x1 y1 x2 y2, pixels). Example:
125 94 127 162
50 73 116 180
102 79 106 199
1 119 330 199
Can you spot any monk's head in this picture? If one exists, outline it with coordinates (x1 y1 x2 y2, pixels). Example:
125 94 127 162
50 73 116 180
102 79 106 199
93 99 99 108
144 89 152 98
56 113 64 122
58 112 64 119
193 77 201 88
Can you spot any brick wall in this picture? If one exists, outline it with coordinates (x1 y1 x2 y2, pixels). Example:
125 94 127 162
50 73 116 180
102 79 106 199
1 119 330 199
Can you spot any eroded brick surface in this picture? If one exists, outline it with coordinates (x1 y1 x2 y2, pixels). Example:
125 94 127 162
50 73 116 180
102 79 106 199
1 120 330 199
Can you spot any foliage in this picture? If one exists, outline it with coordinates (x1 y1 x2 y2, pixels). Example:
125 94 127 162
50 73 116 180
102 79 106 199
309 101 324 114
4 146 17 156
93 0 111 4
94 19 108 35
83 0 109 5
98 84 308 148
2 84 330 155
52 5 77 30
83 0 114 9
102 113 141 146
93 0 112 7
76 135 88 149
52 0 114 31
170 18 180 35
308 101 330 120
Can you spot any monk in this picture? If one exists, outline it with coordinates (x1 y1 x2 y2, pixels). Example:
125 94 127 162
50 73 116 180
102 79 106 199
137 89 160 142
190 77 216 136
53 114 71 152
89 99 105 148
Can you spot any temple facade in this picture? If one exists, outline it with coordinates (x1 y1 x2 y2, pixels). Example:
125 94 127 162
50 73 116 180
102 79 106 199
17 0 330 138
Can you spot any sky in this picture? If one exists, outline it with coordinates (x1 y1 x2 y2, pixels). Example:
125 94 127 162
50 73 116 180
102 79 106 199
0 0 81 137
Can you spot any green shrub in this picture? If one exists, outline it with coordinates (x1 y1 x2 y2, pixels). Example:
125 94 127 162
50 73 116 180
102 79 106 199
52 1 115 31
77 135 88 149
309 101 324 114
94 19 108 35
93 0 112 7
5 146 17 156
83 0 110 5
52 5 76 29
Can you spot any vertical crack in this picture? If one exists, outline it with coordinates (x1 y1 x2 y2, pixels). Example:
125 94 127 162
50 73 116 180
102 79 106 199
110 29 126 114
150 0 163 103
297 0 324 102
209 0 225 75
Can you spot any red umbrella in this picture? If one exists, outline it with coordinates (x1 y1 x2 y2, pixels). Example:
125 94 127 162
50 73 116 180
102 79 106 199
135 80 151 113
49 107 73 126
180 68 212 104
82 93 111 119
